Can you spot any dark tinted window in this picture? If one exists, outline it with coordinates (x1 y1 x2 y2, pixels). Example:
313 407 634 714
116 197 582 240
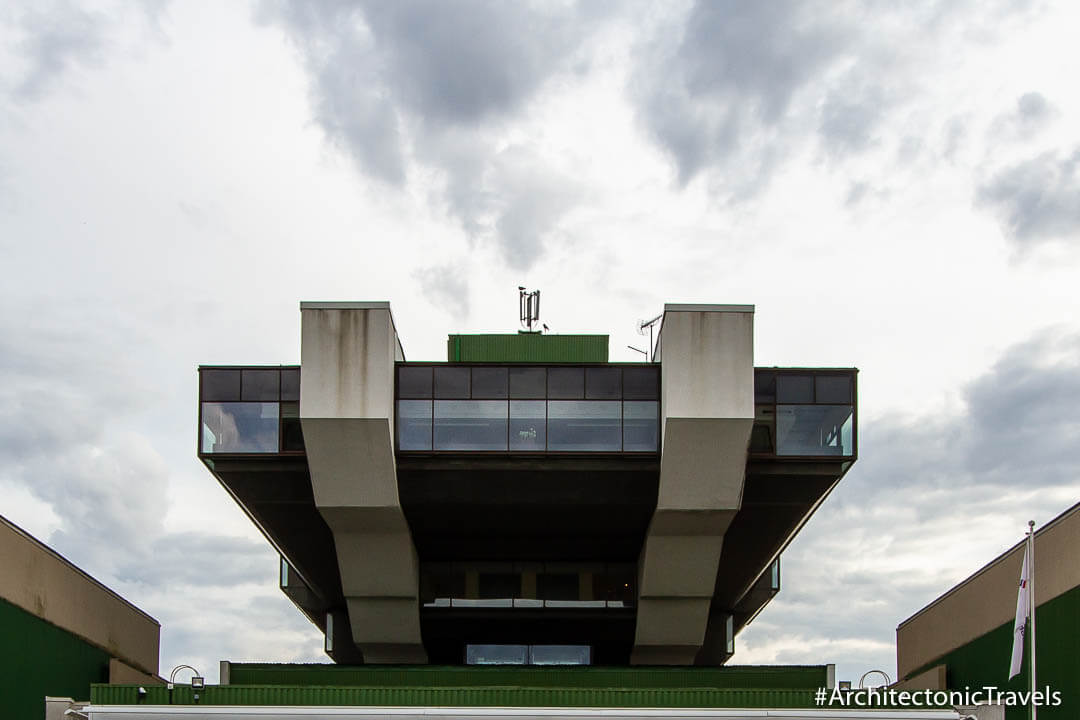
472 367 508 398
398 366 433 398
749 424 774 453
538 573 579 601
201 369 241 401
547 367 584 399
241 369 279 401
816 375 853 403
434 367 470 398
479 573 518 599
280 401 303 451
754 371 776 404
622 367 658 400
595 565 635 605
776 375 814 403
421 563 465 602
585 368 621 399
280 368 300 401
509 367 546 398
281 419 305 451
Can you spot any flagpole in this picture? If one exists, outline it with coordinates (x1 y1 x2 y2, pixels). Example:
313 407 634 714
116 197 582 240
1028 520 1037 720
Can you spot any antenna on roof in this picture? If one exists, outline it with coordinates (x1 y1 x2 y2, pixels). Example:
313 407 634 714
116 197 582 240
636 312 663 362
519 287 540 332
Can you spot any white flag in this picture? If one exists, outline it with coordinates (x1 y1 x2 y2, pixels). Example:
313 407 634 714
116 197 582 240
1008 541 1030 679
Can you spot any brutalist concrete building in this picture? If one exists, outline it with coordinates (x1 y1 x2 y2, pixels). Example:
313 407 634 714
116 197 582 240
196 302 858 667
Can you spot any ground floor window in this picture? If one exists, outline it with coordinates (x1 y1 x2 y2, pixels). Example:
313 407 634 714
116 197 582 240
465 644 592 665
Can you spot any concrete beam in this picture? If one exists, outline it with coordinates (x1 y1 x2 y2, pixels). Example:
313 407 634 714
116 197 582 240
632 306 754 665
300 303 426 663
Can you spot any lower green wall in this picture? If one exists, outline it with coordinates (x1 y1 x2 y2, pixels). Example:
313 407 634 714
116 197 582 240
0 597 111 720
909 583 1080 720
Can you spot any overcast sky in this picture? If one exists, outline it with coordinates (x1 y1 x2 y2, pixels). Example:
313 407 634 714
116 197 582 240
2 0 1079 686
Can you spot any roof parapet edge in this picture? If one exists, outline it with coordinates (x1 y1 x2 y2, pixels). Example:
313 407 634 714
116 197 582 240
299 301 391 310
664 303 755 313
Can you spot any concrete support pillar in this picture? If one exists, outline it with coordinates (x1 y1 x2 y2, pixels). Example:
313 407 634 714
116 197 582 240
632 305 754 665
300 302 426 663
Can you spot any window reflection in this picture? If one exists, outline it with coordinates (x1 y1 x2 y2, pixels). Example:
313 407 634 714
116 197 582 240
548 401 621 451
467 645 528 665
776 405 854 456
530 645 592 665
510 400 545 451
394 364 661 453
623 401 658 452
201 402 279 453
433 400 508 450
397 400 432 450
465 644 592 666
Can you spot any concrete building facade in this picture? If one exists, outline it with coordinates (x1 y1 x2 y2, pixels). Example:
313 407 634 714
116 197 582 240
197 301 859 666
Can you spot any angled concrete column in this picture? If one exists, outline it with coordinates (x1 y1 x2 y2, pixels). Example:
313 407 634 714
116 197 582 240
632 304 754 665
300 301 426 663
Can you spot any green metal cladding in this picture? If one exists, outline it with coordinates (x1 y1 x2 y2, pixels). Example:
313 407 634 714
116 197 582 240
93 665 835 708
447 334 609 363
226 663 828 689
93 685 821 709
1 597 111 720
905 583 1080 720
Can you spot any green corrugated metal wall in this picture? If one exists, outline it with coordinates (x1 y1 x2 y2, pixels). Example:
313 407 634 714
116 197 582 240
1 597 111 720
905 582 1080 719
447 334 609 362
226 663 827 689
92 684 822 708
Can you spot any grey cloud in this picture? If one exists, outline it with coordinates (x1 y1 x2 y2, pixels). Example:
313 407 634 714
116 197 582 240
819 84 886 158
976 147 1080 247
0 303 312 676
7 1 106 102
488 147 581 270
358 2 585 125
631 1 853 187
117 532 270 587
3 1 171 104
941 115 967 162
414 263 470 319
258 0 603 269
989 92 1056 142
1017 92 1053 125
965 331 1080 476
630 1 1033 195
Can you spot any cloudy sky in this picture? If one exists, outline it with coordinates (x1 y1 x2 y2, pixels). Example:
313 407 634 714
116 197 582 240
2 0 1079 686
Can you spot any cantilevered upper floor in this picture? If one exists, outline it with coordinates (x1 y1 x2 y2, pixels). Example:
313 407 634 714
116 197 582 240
197 301 856 666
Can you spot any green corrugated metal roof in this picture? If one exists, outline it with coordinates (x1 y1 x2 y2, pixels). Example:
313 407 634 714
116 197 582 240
447 334 609 362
